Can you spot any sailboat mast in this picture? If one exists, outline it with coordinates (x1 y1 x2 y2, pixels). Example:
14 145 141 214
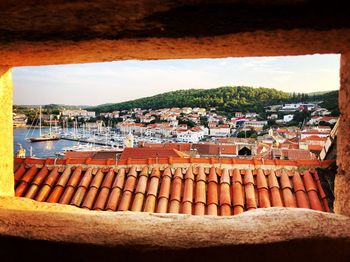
39 106 42 136
49 114 52 134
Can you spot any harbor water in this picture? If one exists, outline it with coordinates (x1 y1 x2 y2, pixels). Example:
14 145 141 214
14 128 82 158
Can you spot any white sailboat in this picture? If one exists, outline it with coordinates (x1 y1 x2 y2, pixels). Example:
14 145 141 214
27 106 61 142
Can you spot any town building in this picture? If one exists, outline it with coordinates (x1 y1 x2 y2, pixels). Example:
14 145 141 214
61 109 96 119
243 120 267 131
13 113 28 127
283 114 294 123
209 125 231 137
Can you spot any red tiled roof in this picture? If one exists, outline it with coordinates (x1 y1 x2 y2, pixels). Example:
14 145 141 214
272 149 316 160
142 142 192 151
320 116 338 121
308 145 323 152
14 158 332 216
300 136 327 142
119 148 189 160
192 144 237 155
64 151 120 159
302 130 330 135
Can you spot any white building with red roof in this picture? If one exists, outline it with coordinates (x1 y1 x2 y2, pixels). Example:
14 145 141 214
209 124 231 137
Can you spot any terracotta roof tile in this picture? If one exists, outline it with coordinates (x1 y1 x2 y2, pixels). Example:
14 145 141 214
303 171 323 211
15 166 39 197
280 170 297 208
219 169 231 216
78 168 93 188
313 170 331 212
31 166 49 186
94 169 116 210
105 169 125 211
232 180 244 215
81 169 104 209
206 167 219 215
207 168 219 203
70 187 87 207
59 167 83 205
56 167 72 186
135 167 149 194
15 158 334 216
70 168 93 207
90 169 105 188
182 168 194 214
257 169 271 208
14 165 26 184
119 167 138 211
46 168 72 203
44 167 61 187
291 171 310 209
34 167 60 202
24 166 49 199
244 170 257 210
131 167 149 212
156 168 172 213
194 167 206 215
20 165 38 183
169 168 183 214
101 168 115 188
111 168 126 189
303 171 318 192
46 185 64 204
268 170 283 207
232 168 242 184
143 167 161 212
147 168 161 197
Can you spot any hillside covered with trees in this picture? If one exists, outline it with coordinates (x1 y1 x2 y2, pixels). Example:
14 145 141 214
90 86 338 115
91 86 291 113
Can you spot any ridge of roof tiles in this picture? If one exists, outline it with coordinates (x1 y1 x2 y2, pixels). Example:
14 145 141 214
14 159 333 216
14 157 334 168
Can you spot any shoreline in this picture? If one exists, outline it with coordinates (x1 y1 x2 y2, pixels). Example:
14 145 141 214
13 126 52 129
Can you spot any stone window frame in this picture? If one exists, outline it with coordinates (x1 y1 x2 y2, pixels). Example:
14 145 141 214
1 52 349 217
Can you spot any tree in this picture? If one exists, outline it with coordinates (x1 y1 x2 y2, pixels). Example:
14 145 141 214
199 116 208 127
237 129 257 138
293 110 310 123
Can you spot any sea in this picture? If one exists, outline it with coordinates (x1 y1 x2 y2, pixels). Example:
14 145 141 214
14 128 82 158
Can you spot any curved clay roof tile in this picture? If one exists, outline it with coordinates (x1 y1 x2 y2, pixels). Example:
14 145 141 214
56 167 72 187
111 168 126 189
196 166 206 182
101 168 115 189
139 166 149 177
232 169 242 184
280 170 292 189
78 168 93 189
185 167 194 180
256 169 268 189
268 170 280 189
208 167 218 183
14 165 26 182
220 168 230 184
243 169 254 185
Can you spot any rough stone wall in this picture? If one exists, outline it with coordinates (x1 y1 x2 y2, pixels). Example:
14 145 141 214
0 67 14 196
335 52 350 216
1 197 350 249
1 29 350 67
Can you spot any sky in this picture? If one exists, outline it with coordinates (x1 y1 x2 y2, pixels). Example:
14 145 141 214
13 54 339 106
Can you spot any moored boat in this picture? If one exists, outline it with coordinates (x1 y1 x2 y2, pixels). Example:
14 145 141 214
29 134 60 142
27 106 61 142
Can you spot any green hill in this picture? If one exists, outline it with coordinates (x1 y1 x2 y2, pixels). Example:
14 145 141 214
90 86 338 116
91 86 292 113
318 90 339 115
